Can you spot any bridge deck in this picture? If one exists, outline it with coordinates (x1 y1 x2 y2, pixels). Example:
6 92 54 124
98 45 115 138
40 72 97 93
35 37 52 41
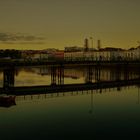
0 78 140 96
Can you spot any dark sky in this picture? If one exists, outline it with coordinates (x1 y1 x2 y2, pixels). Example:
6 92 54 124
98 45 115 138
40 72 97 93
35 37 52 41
0 0 140 49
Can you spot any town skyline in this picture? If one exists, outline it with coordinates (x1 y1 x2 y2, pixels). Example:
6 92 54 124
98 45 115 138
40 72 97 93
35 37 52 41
0 0 140 50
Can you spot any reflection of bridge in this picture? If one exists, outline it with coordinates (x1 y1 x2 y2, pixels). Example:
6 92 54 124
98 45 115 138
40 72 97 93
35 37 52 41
15 85 136 102
0 81 139 108
1 78 140 107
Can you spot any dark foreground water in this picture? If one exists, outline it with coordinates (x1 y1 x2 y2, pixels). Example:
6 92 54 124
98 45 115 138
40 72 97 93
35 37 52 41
0 66 140 139
0 87 140 139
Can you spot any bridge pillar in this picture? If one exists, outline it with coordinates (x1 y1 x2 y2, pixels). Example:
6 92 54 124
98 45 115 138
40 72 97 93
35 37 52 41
51 66 56 85
116 67 121 81
85 66 93 83
51 65 64 85
95 66 100 82
3 67 15 89
124 65 129 80
57 65 64 85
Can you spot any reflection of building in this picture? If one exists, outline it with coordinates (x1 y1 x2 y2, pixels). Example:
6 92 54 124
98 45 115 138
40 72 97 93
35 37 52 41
64 69 83 79
38 67 49 75
38 67 83 79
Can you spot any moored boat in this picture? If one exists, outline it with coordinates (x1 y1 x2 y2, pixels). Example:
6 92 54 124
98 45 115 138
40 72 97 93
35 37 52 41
0 95 16 107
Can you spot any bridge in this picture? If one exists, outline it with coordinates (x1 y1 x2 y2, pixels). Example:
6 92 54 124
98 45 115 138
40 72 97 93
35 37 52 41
1 67 140 107
0 62 140 95
1 64 139 90
0 78 140 96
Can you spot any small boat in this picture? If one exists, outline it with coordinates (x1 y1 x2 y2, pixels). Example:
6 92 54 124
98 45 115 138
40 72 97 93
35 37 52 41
0 95 16 107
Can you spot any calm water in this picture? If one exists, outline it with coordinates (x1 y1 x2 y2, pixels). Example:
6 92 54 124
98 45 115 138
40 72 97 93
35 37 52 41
0 66 140 139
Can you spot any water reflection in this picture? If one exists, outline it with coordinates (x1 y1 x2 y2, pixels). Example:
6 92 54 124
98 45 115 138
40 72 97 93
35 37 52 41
1 85 140 108
0 65 140 87
0 66 140 138
0 86 140 138
136 86 140 104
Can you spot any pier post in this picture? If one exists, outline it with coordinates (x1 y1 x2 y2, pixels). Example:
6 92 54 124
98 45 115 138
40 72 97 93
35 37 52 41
85 66 93 83
95 65 100 82
57 65 64 85
51 66 56 85
51 65 64 85
116 65 121 81
124 64 129 80
3 67 15 89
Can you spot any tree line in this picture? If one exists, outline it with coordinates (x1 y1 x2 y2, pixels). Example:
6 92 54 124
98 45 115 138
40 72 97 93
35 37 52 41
0 49 22 59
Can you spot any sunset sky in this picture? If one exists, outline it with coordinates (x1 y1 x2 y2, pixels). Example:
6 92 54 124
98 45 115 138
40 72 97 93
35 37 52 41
0 0 140 50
